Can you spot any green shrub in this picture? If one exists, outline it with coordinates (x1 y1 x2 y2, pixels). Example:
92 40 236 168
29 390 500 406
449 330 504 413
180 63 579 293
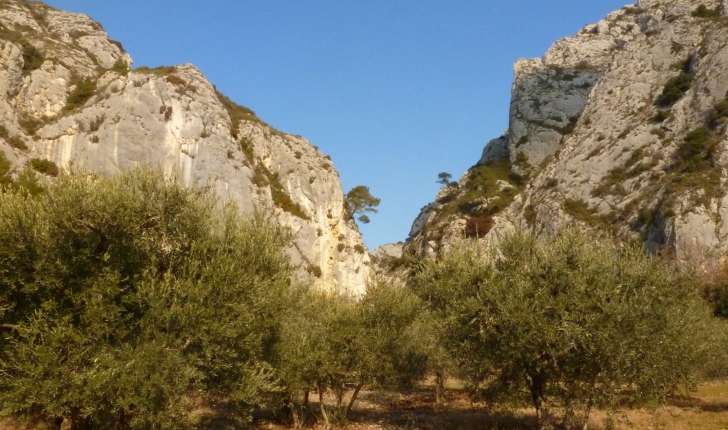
625 148 644 167
239 137 254 163
516 136 529 147
29 158 59 177
64 77 97 112
435 159 525 221
109 39 124 52
252 164 309 220
21 40 44 75
0 168 299 428
89 115 105 132
0 151 12 188
692 4 721 18
165 74 186 86
7 136 27 150
653 110 670 122
678 126 714 170
709 96 728 129
133 65 177 76
514 151 530 169
411 229 726 428
353 244 366 254
214 88 261 138
656 72 693 107
18 115 44 135
110 59 128 76
544 178 558 188
563 198 592 219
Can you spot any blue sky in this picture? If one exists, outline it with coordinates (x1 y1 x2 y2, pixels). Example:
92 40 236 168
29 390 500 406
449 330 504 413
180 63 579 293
44 0 630 249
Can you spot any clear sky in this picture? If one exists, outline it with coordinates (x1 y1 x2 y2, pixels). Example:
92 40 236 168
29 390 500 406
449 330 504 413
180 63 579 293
44 0 630 250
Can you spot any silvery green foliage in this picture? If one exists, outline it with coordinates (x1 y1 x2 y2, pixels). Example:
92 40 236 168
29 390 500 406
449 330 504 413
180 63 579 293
412 228 727 428
0 167 298 429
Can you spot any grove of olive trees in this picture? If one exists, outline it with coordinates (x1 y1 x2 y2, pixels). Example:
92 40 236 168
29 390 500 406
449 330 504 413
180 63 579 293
0 168 725 430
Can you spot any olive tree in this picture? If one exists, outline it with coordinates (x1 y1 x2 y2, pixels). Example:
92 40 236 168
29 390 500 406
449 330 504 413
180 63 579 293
0 167 299 429
275 279 429 427
411 228 726 428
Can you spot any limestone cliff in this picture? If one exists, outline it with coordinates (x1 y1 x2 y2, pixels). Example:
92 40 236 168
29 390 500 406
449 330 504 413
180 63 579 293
0 0 369 294
407 0 728 263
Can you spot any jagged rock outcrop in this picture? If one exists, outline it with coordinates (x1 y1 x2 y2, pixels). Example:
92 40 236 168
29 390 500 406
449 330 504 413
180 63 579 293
407 0 728 263
0 0 369 294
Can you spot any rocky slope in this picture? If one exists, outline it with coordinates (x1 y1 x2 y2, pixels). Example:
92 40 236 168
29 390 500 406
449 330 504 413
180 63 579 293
0 0 369 295
405 0 728 263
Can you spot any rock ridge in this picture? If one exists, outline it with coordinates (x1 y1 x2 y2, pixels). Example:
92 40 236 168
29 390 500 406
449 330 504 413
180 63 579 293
406 0 728 264
0 0 369 295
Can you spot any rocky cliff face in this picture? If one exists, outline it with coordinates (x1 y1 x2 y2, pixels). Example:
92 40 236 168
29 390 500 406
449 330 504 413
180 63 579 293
0 0 369 295
406 0 728 263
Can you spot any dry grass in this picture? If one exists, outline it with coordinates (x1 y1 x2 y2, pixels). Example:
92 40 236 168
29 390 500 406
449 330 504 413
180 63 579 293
255 381 728 430
4 381 728 429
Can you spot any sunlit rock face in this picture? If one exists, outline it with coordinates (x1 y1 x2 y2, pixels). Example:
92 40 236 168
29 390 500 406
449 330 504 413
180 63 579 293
408 0 728 263
0 0 369 295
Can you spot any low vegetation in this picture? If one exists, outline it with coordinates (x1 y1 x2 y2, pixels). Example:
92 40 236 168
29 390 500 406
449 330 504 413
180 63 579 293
252 163 310 220
655 71 693 107
436 159 524 220
0 151 44 197
0 170 726 429
110 59 128 75
692 4 721 18
0 125 27 150
0 24 45 75
63 75 97 112
28 157 59 177
214 88 263 138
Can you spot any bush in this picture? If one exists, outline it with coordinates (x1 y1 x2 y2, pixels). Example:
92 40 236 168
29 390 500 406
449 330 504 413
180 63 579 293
0 126 25 150
544 178 558 188
7 136 27 150
165 74 186 86
21 40 44 74
681 126 712 158
307 264 322 278
239 137 254 162
656 72 693 107
64 77 97 112
653 109 670 122
676 126 716 173
29 158 59 177
110 59 128 75
214 89 261 138
18 115 44 136
0 167 300 428
709 96 728 129
692 4 721 18
411 229 726 428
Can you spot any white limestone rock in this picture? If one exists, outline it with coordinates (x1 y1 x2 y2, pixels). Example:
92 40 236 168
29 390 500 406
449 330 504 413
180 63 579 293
406 0 728 266
0 0 369 295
